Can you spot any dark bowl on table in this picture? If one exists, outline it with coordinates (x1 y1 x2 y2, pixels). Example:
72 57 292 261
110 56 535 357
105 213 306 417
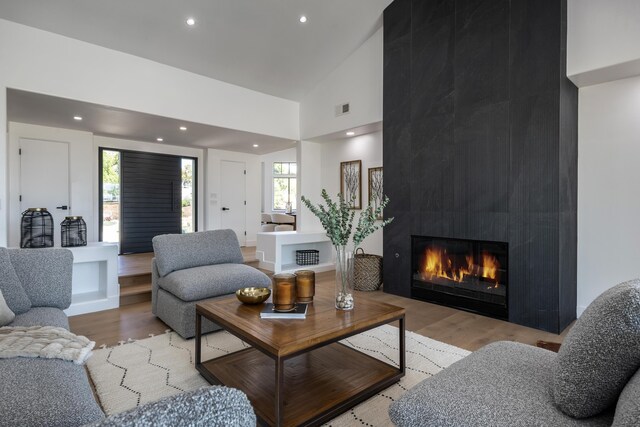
236 287 271 304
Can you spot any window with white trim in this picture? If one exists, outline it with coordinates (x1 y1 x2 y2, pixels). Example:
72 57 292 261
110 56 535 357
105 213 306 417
273 162 297 211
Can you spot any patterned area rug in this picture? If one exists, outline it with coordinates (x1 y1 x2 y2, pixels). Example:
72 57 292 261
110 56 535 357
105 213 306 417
87 325 469 426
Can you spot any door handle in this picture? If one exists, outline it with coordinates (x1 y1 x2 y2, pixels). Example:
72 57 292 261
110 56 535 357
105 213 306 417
56 205 69 210
221 207 230 211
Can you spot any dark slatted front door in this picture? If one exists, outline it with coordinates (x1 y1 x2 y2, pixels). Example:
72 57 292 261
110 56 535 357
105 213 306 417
120 151 182 254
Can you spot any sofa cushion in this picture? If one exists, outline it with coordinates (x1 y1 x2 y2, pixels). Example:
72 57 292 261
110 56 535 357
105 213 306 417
158 263 271 302
86 386 255 427
156 288 223 339
9 307 70 329
8 248 73 309
389 341 613 427
0 248 31 314
153 230 244 277
612 368 640 427
0 358 104 426
0 290 15 326
553 279 640 418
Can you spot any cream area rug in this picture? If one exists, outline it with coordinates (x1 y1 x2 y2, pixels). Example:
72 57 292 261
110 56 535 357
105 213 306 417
87 325 470 426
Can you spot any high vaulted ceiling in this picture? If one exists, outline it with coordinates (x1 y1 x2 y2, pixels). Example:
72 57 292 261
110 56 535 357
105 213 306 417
0 0 392 101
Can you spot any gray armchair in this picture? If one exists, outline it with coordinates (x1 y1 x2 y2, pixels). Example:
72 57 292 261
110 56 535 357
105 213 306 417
152 229 271 338
389 279 640 426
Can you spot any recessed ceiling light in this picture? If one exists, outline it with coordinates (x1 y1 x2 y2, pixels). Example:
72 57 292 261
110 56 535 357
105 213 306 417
186 18 196 26
253 144 259 148
299 15 307 23
157 137 164 142
179 126 187 131
73 116 83 121
346 131 355 136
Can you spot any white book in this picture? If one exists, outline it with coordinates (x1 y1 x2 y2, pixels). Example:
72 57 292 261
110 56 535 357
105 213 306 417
260 303 308 319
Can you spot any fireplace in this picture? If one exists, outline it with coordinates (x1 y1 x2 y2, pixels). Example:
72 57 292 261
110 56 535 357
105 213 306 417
411 236 508 319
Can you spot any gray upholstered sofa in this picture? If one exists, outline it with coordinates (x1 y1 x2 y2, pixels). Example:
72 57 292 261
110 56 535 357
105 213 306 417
0 247 256 427
389 279 640 426
152 229 271 338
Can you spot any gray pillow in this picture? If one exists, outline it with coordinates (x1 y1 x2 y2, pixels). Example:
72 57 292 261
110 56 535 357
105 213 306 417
0 248 31 314
553 279 640 418
0 289 16 326
613 368 640 427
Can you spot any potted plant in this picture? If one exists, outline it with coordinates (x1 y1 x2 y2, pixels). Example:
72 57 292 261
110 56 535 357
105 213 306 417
301 190 393 310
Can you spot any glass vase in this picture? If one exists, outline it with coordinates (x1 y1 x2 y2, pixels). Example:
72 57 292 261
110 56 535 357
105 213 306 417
335 246 354 310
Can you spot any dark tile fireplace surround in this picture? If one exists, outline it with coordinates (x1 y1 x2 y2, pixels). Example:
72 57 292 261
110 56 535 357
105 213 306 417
382 0 577 333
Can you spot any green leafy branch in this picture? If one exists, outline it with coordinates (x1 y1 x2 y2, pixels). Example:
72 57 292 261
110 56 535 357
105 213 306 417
301 190 394 251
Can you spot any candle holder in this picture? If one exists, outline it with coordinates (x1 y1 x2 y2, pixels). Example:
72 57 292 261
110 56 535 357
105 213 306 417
295 270 315 303
272 273 297 311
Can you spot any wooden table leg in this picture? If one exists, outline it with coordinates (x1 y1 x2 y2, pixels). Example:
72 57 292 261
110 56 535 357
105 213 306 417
399 315 406 375
275 356 284 426
195 311 202 366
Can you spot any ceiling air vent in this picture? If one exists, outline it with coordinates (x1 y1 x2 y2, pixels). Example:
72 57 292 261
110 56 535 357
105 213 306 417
335 102 350 117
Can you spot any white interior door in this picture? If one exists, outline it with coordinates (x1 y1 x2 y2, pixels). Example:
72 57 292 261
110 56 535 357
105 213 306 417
220 160 246 245
20 138 70 247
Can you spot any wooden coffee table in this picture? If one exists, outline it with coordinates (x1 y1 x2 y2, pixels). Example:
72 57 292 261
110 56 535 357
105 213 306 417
195 294 405 427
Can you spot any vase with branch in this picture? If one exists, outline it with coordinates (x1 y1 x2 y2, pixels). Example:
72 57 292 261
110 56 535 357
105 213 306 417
301 190 393 310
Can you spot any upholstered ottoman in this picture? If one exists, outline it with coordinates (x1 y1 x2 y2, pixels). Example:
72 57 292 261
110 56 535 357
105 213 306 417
152 230 271 338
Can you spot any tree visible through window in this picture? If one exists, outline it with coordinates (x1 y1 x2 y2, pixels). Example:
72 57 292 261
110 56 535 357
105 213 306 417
273 162 297 211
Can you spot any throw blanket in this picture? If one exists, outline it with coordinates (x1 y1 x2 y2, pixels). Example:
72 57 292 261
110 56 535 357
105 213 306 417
0 326 94 365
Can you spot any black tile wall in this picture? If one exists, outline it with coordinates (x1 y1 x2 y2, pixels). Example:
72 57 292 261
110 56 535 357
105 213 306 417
382 0 577 333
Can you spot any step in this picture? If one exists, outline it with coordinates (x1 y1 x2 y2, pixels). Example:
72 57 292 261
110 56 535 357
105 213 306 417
119 272 152 288
118 258 262 306
120 282 152 306
245 258 260 268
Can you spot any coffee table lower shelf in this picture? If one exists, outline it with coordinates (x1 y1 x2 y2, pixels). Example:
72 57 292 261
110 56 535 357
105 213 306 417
196 342 403 427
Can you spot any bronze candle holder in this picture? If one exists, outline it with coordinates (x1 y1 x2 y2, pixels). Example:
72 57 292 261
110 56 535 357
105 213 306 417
295 270 315 303
272 273 297 311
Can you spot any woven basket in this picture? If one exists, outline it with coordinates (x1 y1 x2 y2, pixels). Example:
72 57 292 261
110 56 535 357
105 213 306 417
296 249 319 266
354 248 383 291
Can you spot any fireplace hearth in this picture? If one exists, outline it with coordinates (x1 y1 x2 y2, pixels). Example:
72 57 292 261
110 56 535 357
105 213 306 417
411 236 508 319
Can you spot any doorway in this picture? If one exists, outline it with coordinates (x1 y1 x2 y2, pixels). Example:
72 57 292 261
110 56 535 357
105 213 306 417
220 160 246 246
19 138 70 247
99 148 197 254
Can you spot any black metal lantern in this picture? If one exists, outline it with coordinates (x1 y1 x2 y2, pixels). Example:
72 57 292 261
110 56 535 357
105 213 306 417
61 216 87 247
20 208 54 248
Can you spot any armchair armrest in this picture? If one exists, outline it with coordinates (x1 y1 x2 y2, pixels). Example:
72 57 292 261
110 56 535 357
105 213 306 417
8 248 73 309
86 386 256 427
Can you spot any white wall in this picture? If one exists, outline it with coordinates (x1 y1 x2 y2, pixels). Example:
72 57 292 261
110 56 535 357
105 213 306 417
300 27 383 140
259 147 297 213
205 149 260 246
296 141 323 233
0 18 300 246
568 0 640 87
577 75 640 315
0 89 9 246
319 131 384 255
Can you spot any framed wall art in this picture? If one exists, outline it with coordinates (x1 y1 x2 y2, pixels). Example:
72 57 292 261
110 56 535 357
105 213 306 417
340 160 362 209
368 167 383 219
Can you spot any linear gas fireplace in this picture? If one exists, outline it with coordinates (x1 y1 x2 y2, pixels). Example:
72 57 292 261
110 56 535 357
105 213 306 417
411 236 508 319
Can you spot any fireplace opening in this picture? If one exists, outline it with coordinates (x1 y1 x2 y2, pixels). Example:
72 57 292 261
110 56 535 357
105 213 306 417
411 236 508 319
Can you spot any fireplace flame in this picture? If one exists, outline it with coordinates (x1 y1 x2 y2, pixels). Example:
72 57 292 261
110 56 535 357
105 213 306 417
482 252 499 284
420 247 500 286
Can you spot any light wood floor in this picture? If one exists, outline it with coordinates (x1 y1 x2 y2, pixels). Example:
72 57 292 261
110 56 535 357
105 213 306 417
70 250 570 351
